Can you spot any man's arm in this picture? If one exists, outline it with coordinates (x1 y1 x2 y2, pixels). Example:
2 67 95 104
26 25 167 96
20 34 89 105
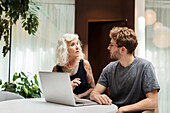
90 83 112 105
117 89 158 113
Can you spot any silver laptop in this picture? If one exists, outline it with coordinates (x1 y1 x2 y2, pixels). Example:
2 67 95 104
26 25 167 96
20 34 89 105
39 72 98 106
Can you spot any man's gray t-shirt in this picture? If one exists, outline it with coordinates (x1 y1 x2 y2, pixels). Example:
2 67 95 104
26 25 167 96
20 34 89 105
98 57 160 108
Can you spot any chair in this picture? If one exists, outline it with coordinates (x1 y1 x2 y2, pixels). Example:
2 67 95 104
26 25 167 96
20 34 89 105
0 91 24 102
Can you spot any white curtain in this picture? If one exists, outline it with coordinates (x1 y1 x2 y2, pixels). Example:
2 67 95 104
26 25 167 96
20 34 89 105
0 0 75 85
145 0 170 112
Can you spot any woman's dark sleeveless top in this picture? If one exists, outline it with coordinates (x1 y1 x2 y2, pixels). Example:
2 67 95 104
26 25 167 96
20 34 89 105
56 60 88 95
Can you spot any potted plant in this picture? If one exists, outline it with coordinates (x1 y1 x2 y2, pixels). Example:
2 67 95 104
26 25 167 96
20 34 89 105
1 72 42 98
0 0 41 82
0 0 40 57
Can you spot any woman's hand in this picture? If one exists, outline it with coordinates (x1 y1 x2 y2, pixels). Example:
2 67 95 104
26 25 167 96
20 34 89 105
74 93 81 99
71 78 81 90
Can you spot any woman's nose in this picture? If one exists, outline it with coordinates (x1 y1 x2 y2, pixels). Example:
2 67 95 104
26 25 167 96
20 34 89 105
76 45 79 50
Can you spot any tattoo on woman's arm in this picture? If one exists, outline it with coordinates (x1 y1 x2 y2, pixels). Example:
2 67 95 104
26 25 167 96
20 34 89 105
85 65 95 88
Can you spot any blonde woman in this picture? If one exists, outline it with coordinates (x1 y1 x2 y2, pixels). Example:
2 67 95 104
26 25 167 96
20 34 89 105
52 34 95 99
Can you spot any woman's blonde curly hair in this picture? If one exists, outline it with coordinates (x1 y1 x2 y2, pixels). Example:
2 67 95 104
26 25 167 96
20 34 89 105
55 33 84 66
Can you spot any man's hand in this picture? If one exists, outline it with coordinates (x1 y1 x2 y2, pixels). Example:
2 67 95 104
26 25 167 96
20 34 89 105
71 78 81 90
93 94 112 105
90 83 111 105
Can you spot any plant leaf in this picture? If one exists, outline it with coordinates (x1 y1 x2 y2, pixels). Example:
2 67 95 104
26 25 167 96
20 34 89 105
33 84 38 90
21 72 26 77
16 82 24 85
12 72 19 82
22 85 28 95
34 74 39 86
0 79 2 85
1 71 42 98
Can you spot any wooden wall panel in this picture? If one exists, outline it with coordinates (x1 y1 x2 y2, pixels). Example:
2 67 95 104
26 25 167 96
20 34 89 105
75 0 134 58
75 0 135 82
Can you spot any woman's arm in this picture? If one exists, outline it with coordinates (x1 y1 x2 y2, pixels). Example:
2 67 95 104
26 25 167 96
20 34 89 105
52 66 57 72
77 60 95 98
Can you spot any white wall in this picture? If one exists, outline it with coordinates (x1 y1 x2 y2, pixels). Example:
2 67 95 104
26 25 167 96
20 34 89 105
135 0 145 58
0 0 75 85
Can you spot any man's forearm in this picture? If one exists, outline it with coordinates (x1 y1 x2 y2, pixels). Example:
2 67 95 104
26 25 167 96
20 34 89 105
119 97 158 112
90 90 100 101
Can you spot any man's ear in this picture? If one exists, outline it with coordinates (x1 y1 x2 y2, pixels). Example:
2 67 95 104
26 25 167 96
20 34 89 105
120 46 127 53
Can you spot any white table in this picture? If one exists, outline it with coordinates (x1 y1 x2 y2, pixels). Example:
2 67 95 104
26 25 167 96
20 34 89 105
0 98 118 113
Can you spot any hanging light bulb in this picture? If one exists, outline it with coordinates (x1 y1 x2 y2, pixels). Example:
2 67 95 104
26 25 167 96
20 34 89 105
145 9 156 26
153 26 170 48
153 22 163 31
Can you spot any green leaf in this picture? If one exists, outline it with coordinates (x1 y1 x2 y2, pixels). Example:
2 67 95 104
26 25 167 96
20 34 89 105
16 82 24 85
31 93 41 98
30 80 33 85
22 85 28 95
33 84 38 90
19 73 21 77
2 45 10 57
12 72 19 82
22 22 27 27
34 74 39 86
24 77 30 85
8 0 12 3
0 79 2 85
21 77 24 81
21 13 26 19
21 72 27 77
0 10 2 15
1 82 8 88
25 26 28 30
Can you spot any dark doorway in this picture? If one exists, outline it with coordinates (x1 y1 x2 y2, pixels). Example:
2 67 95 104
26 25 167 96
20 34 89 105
88 20 127 83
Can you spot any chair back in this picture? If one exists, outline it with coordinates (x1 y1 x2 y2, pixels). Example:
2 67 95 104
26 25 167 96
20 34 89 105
0 91 24 102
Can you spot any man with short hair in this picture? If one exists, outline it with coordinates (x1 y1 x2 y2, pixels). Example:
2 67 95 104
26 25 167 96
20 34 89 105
90 27 160 113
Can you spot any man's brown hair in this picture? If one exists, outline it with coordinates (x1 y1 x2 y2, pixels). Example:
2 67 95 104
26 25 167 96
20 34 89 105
109 27 138 54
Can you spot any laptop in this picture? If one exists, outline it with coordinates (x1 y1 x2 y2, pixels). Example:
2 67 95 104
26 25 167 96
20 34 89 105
39 71 98 106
